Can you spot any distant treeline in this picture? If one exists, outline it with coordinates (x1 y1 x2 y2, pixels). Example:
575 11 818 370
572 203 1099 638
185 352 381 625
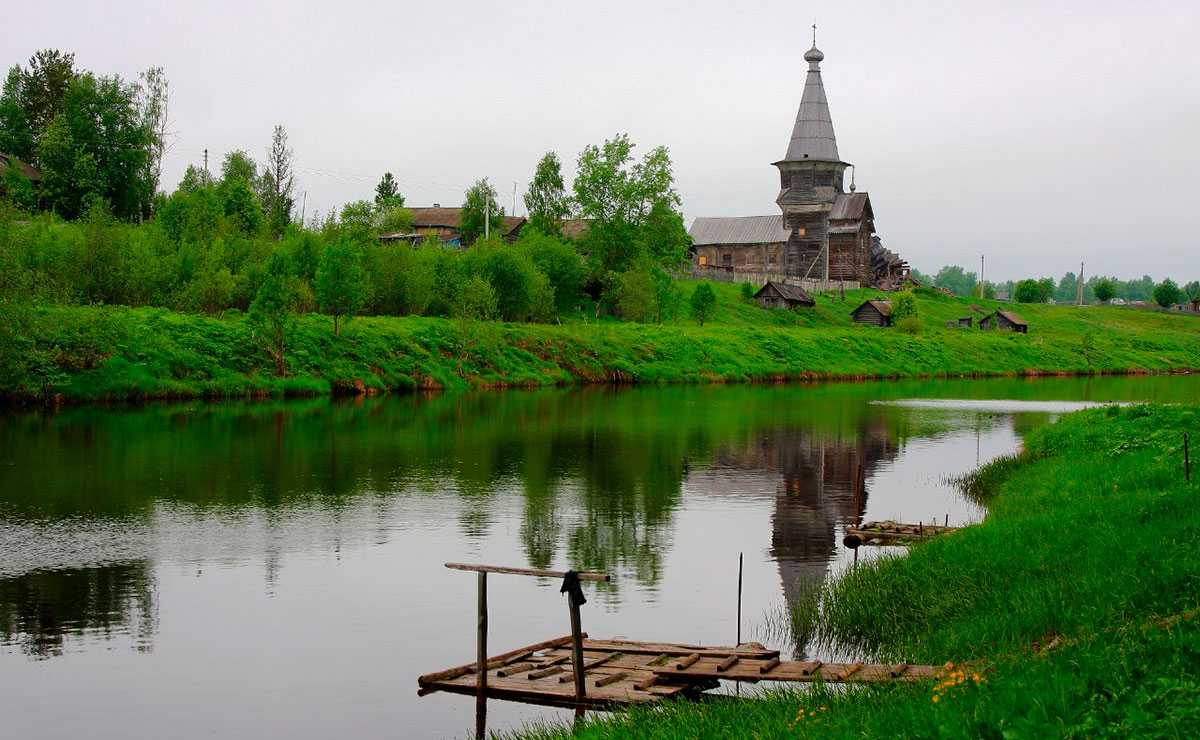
912 265 1199 308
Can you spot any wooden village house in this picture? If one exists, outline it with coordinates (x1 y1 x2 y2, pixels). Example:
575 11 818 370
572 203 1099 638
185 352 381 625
380 208 590 247
690 36 909 289
851 300 892 327
755 281 816 310
979 310 1028 333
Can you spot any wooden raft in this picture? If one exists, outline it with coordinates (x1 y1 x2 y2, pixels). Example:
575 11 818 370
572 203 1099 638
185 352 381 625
845 520 961 547
417 635 938 709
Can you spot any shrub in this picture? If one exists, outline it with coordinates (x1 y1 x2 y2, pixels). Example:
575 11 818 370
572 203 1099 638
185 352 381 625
891 291 918 321
690 283 717 325
896 315 923 335
740 281 754 301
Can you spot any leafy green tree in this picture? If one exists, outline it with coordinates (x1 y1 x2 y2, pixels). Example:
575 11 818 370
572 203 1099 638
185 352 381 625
650 264 681 322
314 239 368 334
1055 272 1079 303
690 283 716 325
36 72 149 219
221 180 263 236
932 265 977 297
460 178 504 245
0 66 34 161
1184 281 1200 303
136 66 170 211
260 125 295 237
1037 277 1055 303
740 281 755 301
376 205 413 235
574 133 684 275
21 50 77 142
1014 279 1044 304
1153 278 1182 308
249 252 300 375
2 164 37 211
523 152 571 237
1094 278 1116 304
336 200 377 244
374 172 403 208
220 150 257 189
891 291 918 321
517 231 584 315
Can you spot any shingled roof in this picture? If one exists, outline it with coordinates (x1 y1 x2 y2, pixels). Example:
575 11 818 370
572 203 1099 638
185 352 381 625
407 207 525 236
0 152 41 182
689 215 790 246
782 44 841 162
754 281 815 305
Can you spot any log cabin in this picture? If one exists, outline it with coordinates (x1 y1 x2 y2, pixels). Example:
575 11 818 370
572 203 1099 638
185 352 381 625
851 300 893 327
755 281 816 309
979 310 1028 333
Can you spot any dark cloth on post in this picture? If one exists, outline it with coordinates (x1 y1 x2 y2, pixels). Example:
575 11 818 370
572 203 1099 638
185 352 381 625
560 570 587 606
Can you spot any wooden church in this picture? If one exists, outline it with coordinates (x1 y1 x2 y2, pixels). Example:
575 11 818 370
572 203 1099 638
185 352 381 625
691 32 909 287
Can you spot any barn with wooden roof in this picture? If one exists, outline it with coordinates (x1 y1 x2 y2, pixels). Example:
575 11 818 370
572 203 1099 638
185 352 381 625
754 280 815 309
851 299 893 327
979 310 1028 334
688 34 909 288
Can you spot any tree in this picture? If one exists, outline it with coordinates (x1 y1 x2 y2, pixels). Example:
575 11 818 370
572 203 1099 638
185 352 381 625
249 252 300 376
523 152 571 236
690 282 716 325
137 66 170 212
517 231 583 315
1014 279 1044 304
22 49 77 148
1037 277 1055 303
574 133 684 275
314 240 368 335
932 265 977 297
615 267 656 322
36 73 149 219
454 275 498 321
460 178 504 245
1094 278 1116 304
1184 281 1200 303
1153 278 1182 308
221 180 263 236
260 125 295 237
374 172 403 208
0 66 34 161
220 150 257 188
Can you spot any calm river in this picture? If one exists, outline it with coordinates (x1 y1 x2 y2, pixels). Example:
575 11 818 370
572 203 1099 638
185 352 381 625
2 376 1198 738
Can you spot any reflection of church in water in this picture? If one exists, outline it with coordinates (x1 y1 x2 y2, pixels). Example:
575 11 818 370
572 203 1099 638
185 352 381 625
696 419 899 608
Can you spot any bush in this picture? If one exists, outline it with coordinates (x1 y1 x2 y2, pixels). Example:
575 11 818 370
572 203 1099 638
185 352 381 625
690 283 717 325
740 281 755 301
891 291 918 321
896 315 923 335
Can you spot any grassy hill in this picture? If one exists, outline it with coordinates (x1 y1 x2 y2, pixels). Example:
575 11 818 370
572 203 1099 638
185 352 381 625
4 281 1199 403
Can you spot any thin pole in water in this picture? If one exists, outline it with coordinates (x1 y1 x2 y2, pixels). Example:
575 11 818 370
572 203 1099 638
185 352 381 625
736 552 743 646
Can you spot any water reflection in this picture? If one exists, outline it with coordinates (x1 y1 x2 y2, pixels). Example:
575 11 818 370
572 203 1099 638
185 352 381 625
0 561 155 659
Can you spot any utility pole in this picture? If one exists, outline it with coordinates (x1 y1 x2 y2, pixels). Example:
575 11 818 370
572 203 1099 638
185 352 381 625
1077 261 1085 306
979 254 985 299
301 191 307 227
512 181 517 217
203 148 209 180
484 196 490 241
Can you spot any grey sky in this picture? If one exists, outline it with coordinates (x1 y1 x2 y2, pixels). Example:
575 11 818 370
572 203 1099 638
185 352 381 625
14 0 1200 281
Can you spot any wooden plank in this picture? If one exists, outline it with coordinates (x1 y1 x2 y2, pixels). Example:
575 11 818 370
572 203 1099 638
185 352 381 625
716 655 739 672
839 663 863 681
445 563 610 582
526 665 565 680
594 672 629 688
581 639 777 659
799 660 822 676
652 656 938 684
495 662 538 677
889 663 909 678
633 675 659 691
674 653 701 670
418 634 583 685
758 657 781 674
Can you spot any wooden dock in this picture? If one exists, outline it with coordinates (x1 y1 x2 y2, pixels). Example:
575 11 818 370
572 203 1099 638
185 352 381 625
418 634 939 709
844 520 961 547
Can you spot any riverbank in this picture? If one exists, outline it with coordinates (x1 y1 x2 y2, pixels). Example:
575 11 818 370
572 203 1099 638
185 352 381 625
511 403 1200 738
4 286 1200 403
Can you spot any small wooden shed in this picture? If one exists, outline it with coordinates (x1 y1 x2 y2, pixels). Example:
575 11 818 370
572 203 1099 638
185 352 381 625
851 300 893 327
946 316 973 329
754 281 815 310
979 310 1028 333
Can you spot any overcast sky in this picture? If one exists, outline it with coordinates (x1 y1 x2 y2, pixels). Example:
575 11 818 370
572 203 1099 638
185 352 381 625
14 0 1199 281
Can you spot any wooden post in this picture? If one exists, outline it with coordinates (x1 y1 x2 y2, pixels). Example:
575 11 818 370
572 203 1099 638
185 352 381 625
1185 432 1191 483
736 552 743 646
568 590 586 701
476 571 487 740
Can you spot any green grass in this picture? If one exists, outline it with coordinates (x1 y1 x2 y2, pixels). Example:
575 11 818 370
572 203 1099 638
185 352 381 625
5 282 1200 403
507 404 1200 738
